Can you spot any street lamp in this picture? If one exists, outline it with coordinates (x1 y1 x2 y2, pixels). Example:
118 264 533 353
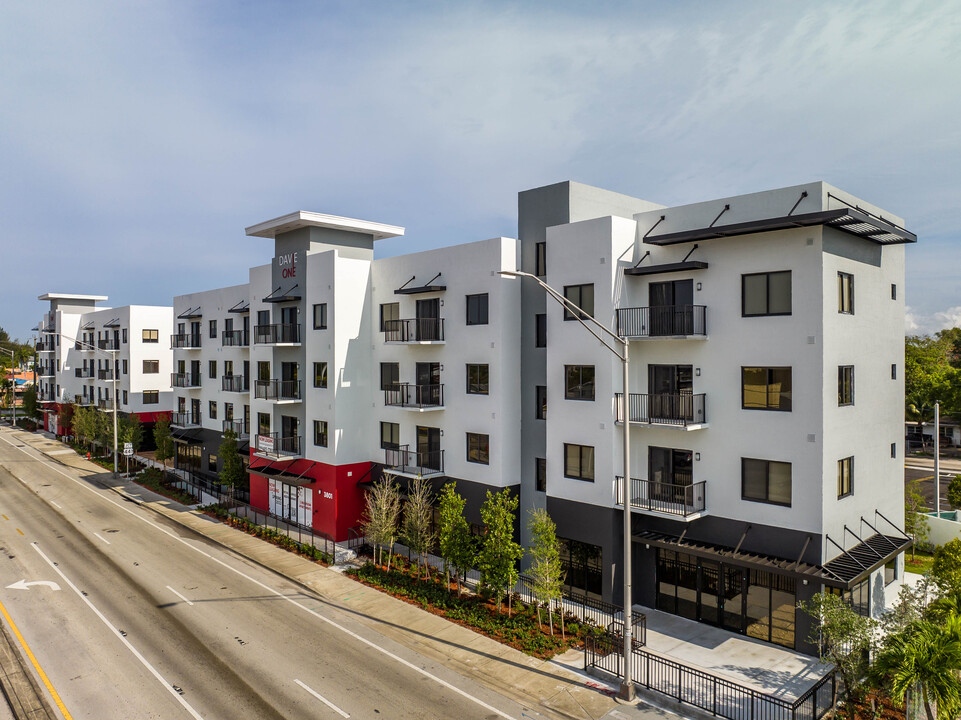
41 330 119 478
499 269 635 702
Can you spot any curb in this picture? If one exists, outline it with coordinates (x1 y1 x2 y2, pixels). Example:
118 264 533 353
0 608 57 720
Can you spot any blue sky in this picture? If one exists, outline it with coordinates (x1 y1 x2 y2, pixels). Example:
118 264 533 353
2 0 959 340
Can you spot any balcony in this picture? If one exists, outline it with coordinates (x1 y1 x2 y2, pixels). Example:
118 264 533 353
74 395 94 406
221 329 249 347
37 340 55 352
615 392 707 430
75 367 95 379
171 411 202 429
253 433 302 459
384 384 444 411
98 339 119 351
171 333 202 349
222 375 249 393
97 398 114 411
384 446 445 478
615 306 707 340
171 372 202 388
222 419 250 440
253 323 301 346
615 476 707 520
98 368 115 381
38 367 55 378
254 379 302 402
384 318 445 344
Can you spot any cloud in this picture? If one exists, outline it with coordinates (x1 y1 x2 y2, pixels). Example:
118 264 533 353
906 306 961 337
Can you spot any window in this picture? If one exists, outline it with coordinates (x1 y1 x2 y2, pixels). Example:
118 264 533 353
838 272 854 314
258 413 270 435
891 364 897 380
314 420 328 447
535 242 546 277
209 360 217 379
466 294 489 325
891 442 897 459
742 271 791 316
380 422 399 450
209 319 217 339
314 362 328 389
838 366 854 406
535 314 546 347
143 391 159 405
122 328 128 344
885 559 898 586
142 329 159 343
466 433 489 464
466 364 489 394
207 453 218 473
535 386 547 419
891 284 897 300
535 458 546 492
142 360 158 374
122 359 128 375
209 401 218 420
257 310 270 327
122 390 128 405
564 444 594 482
741 458 792 506
741 367 792 411
380 303 399 332
838 456 853 498
380 362 399 391
313 303 327 330
224 402 234 421
565 365 595 401
563 284 594 320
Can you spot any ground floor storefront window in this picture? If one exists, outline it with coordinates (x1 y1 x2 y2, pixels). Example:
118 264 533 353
266 479 312 527
175 443 201 473
558 537 603 602
656 549 796 648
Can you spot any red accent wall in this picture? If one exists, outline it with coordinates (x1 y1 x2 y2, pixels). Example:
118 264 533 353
134 411 170 423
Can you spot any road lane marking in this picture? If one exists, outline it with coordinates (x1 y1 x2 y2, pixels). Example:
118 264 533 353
166 586 194 606
50 501 62 509
1 514 8 520
6 579 61 591
16 528 23 536
0 433 517 720
30 543 205 720
295 679 350 717
0 597 74 719
93 533 111 546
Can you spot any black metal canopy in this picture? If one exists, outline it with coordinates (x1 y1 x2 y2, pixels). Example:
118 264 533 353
263 284 301 303
177 306 203 319
624 260 709 277
249 462 314 486
103 317 121 328
395 273 446 295
171 428 203 445
227 299 250 313
821 533 912 587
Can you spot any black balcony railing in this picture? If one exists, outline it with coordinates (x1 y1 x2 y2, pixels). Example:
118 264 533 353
253 323 301 345
171 372 202 388
37 340 55 352
254 379 302 401
39 366 55 377
253 433 302 457
75 367 95 379
221 329 249 347
615 476 706 518
171 411 202 428
222 375 249 393
615 392 707 427
171 333 202 349
97 398 113 410
384 318 445 343
615 305 707 338
98 339 119 350
384 446 444 476
384 383 444 408
98 368 114 380
222 419 250 439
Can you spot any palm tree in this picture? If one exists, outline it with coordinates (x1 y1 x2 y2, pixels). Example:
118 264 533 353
906 393 938 449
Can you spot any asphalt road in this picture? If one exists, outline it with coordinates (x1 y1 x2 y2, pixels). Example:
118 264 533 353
904 456 961 511
0 431 529 720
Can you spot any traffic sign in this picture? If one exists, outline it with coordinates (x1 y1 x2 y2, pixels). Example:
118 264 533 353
123 442 133 457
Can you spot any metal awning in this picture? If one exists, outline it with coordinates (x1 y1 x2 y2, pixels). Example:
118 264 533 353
395 273 446 295
227 299 250 313
644 208 916 247
263 284 301 303
624 261 709 277
822 532 912 587
171 428 203 445
249 462 314 486
80 320 95 330
177 306 203 319
103 318 121 328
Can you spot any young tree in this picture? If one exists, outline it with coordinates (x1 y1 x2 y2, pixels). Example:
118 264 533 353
123 414 143 453
438 483 474 594
402 476 435 578
477 489 523 615
906 479 930 561
361 474 401 570
153 417 174 477
949 475 961 511
72 406 94 449
933 539 961 593
21 385 39 420
218 428 245 503
94 410 113 457
528 508 564 636
58 403 75 440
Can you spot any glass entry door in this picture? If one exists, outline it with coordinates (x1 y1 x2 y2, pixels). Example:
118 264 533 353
648 365 694 421
649 279 694 335
417 425 441 470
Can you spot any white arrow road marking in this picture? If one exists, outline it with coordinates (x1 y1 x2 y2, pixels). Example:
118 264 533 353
295 679 349 718
6 579 61 591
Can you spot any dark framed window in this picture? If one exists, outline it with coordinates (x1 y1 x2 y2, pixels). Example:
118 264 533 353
142 329 159 343
313 303 328 330
122 359 128 375
312 420 328 447
535 457 546 492
466 294 489 325
891 284 897 300
207 453 218 473
838 366 854 406
258 412 270 435
741 367 792 411
535 242 546 276
466 433 489 465
891 442 897 459
209 319 217 339
741 458 791 507
565 365 595 401
535 386 547 419
143 360 159 374
380 422 399 450
892 363 897 380
122 390 128 405
838 272 854 314
122 328 128 343
466 364 489 394
209 360 217 379
563 284 594 321
564 444 594 482
224 402 234 421
257 310 270 327
838 456 853 498
380 303 399 332
314 362 328 389
380 362 399 391
828 580 869 616
742 271 791 317
535 314 546 347
143 391 159 405
209 400 218 420
884 558 897 585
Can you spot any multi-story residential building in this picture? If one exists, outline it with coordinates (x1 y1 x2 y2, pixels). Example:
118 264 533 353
36 294 173 435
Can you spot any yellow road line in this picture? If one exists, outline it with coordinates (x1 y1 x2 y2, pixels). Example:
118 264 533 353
16 529 23 536
1 514 8 520
0 598 73 720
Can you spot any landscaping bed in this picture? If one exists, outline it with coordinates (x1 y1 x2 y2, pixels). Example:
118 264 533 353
904 547 934 575
200 504 333 565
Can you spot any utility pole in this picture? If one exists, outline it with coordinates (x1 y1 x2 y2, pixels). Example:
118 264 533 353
935 401 941 517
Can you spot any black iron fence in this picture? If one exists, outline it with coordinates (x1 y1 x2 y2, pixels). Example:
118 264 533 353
384 318 445 343
615 392 707 427
171 333 202 348
253 323 301 345
615 476 706 517
171 372 201 388
253 432 302 457
222 375 248 393
171 411 202 427
384 446 444 476
616 305 707 338
222 419 249 438
221 329 248 346
384 383 444 408
254 379 302 401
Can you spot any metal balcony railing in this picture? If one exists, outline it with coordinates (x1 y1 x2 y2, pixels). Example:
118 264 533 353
97 398 113 410
171 372 202 388
253 323 301 345
384 383 444 408
37 340 55 352
98 339 119 351
384 318 445 343
615 476 706 518
222 419 250 439
98 368 115 380
615 392 707 427
221 329 249 347
75 367 95 379
384 446 444 477
253 433 302 457
615 305 707 338
171 411 202 428
171 333 202 349
222 375 249 393
254 379 302 401
39 367 55 377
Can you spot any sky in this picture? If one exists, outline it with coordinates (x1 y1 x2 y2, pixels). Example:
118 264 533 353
1 0 959 341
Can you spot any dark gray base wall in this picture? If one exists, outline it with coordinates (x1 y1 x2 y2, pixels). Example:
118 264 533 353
546 497 624 606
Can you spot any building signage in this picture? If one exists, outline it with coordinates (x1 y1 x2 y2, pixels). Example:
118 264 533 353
297 488 312 527
268 479 281 516
49 415 58 436
258 434 274 454
276 252 299 279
